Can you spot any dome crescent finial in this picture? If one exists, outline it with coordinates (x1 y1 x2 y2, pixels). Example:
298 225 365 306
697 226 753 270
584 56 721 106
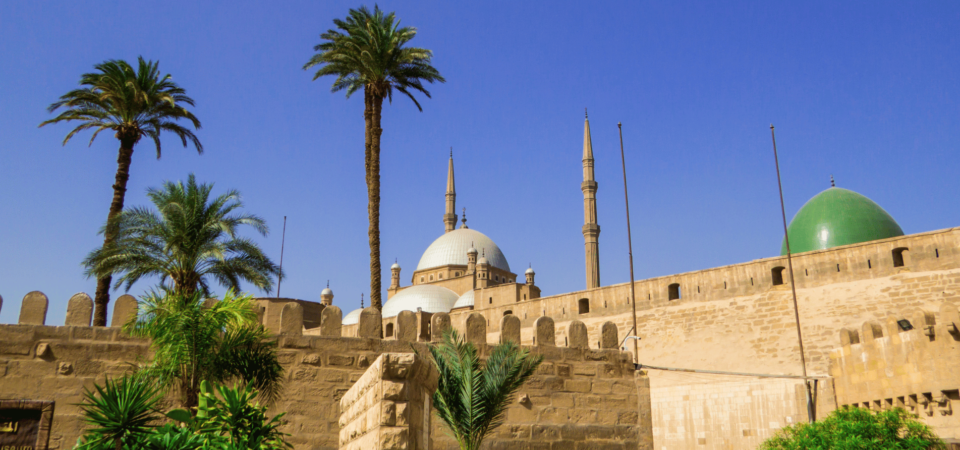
830 175 836 187
360 293 364 308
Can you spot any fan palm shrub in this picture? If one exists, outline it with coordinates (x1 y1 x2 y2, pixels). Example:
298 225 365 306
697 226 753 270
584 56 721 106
126 289 283 409
304 5 444 310
423 329 543 450
40 57 202 326
73 377 289 450
74 374 162 450
83 174 280 298
760 406 946 450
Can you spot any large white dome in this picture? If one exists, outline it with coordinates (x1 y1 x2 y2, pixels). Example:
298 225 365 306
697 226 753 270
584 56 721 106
452 290 475 309
381 284 460 318
342 308 362 325
416 228 510 272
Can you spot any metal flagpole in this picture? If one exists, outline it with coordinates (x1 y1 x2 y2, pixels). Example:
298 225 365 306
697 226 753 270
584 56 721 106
769 125 816 422
618 122 640 364
276 216 287 298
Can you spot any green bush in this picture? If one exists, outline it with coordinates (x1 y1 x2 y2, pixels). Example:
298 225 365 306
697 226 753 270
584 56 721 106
760 407 946 450
74 376 290 450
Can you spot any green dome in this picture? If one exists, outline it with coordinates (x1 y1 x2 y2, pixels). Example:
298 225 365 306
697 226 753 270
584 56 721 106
781 187 904 255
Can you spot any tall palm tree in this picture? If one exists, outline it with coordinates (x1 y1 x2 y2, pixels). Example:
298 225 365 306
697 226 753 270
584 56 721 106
127 289 284 409
83 174 280 297
40 57 202 326
304 5 444 310
423 329 543 450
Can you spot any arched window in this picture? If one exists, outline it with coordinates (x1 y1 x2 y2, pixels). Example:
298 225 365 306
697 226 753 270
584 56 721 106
420 277 424 283
504 310 513 316
578 298 590 314
385 323 394 338
455 271 461 277
771 267 785 286
439 273 443 279
893 247 908 267
668 283 681 300
429 275 434 281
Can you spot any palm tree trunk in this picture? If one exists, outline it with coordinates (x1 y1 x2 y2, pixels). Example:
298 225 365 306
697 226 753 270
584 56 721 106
367 91 384 310
93 142 135 326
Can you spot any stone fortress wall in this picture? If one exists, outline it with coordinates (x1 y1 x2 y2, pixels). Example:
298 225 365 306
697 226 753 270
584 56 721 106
437 226 960 447
830 301 960 439
0 291 652 450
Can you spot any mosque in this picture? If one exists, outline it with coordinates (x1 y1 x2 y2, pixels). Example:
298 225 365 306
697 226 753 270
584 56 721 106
315 113 960 448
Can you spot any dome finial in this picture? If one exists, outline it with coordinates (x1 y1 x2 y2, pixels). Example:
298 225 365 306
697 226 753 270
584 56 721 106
460 207 468 229
585 107 588 119
360 293 364 309
450 146 453 158
326 280 329 288
830 175 836 187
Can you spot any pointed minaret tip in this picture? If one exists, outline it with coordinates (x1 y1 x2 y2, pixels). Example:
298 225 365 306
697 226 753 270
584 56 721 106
830 175 836 187
583 111 594 161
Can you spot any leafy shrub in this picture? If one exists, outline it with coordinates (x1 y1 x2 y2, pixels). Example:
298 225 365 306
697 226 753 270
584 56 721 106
74 376 290 450
760 407 946 450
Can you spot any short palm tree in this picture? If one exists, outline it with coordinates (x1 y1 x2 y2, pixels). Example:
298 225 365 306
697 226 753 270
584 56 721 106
424 329 543 450
83 174 280 298
127 289 284 409
304 5 444 310
40 57 202 326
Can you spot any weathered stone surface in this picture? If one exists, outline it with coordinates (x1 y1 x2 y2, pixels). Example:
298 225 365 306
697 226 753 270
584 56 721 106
535 316 555 346
358 307 382 338
321 305 342 337
567 320 588 349
111 294 138 327
862 320 883 341
431 312 451 342
465 313 486 345
19 291 48 325
64 292 93 326
501 314 521 344
600 321 619 349
280 302 303 336
396 310 417 342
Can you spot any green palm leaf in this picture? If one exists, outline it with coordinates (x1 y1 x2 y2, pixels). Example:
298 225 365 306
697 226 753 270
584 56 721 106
40 57 202 326
423 329 542 450
82 174 280 297
305 5 444 311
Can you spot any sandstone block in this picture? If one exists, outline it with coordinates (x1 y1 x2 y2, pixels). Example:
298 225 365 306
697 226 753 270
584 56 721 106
431 312 451 342
19 291 48 325
600 321 619 349
279 303 304 336
110 294 138 328
535 316 556 346
320 305 343 337
358 307 382 339
64 293 93 327
501 314 521 344
396 310 417 342
568 320 588 349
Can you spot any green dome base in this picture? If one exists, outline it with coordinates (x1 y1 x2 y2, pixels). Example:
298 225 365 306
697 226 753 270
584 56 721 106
781 187 904 255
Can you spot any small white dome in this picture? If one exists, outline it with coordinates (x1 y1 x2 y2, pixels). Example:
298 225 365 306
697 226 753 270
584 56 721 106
321 288 333 296
381 284 459 318
342 308 362 325
452 290 475 309
417 228 509 272
391 262 401 270
525 267 535 274
467 246 478 254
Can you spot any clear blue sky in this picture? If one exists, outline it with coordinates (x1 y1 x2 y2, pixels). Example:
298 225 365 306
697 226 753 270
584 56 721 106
1 1 958 325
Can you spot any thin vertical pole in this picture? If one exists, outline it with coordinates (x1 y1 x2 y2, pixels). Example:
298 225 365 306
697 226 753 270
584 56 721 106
276 216 287 298
770 125 815 422
618 123 640 364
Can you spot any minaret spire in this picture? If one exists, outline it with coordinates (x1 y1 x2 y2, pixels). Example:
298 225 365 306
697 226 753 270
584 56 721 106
444 148 458 232
582 111 601 289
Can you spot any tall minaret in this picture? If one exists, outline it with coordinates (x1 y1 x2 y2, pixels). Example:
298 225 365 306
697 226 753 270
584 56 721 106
444 149 458 233
582 110 601 289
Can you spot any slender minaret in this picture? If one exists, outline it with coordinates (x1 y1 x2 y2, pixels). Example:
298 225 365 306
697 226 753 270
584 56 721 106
582 110 601 289
444 149 458 233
